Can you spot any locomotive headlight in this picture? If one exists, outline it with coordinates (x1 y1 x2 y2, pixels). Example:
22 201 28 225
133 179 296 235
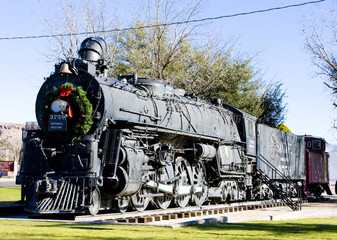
51 99 68 113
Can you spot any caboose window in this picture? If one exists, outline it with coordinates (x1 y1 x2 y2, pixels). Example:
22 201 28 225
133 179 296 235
248 120 255 138
312 140 321 150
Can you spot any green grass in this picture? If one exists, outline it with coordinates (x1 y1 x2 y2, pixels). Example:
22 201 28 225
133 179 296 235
0 218 336 240
0 187 21 206
0 188 336 239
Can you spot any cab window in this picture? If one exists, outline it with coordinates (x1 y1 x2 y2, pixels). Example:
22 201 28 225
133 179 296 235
248 120 255 138
312 140 321 150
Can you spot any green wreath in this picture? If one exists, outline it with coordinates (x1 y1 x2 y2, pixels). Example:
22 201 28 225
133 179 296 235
42 82 93 139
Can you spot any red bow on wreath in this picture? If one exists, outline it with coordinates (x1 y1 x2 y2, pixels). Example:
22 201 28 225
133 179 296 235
58 86 73 118
58 86 72 98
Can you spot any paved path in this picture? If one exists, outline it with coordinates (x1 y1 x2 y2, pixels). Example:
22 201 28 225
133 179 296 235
0 178 19 188
146 199 337 228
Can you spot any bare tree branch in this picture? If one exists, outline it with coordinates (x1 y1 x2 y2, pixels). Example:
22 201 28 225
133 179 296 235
40 0 119 61
304 6 337 110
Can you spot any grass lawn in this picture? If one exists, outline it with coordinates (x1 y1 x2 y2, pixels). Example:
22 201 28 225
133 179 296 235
0 188 336 239
0 218 336 240
0 187 21 206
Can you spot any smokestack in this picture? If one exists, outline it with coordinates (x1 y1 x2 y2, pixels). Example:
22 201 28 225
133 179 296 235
78 37 107 62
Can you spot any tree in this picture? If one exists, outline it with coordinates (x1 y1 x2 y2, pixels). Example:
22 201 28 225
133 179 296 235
40 0 119 61
111 0 268 117
259 82 287 127
113 19 269 117
209 59 266 117
111 20 195 81
0 126 23 162
304 3 337 108
111 0 203 82
43 0 286 121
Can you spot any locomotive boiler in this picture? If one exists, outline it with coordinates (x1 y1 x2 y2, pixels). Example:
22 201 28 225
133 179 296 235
18 37 306 215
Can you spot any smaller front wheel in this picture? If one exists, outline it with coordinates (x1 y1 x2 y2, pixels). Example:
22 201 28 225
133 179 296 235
85 188 101 215
115 196 130 213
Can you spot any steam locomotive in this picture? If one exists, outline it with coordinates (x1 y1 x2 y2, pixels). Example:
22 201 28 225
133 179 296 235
17 37 330 215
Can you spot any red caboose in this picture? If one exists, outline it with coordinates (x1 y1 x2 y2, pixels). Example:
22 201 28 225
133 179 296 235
305 136 332 196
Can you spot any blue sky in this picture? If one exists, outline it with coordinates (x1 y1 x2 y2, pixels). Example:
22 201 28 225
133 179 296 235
0 0 336 144
203 0 335 143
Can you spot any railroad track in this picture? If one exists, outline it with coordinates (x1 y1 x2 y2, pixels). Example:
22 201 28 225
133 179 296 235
74 199 304 224
0 199 307 225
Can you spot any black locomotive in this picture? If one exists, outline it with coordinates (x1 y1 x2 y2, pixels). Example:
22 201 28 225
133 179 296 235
18 37 323 215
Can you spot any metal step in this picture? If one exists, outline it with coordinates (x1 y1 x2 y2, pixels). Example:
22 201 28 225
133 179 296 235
257 155 302 211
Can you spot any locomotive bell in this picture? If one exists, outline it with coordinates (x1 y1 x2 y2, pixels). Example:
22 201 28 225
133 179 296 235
59 62 72 75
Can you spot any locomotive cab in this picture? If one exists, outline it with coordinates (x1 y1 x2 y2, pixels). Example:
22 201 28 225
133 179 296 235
243 114 257 157
222 104 257 157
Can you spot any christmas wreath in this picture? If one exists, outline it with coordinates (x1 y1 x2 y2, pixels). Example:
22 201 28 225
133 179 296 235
42 82 93 139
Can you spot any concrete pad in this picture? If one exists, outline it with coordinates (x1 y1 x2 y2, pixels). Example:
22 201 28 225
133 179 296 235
144 199 337 228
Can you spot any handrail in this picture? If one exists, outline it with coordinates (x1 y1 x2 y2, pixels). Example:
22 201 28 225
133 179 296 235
258 154 302 211
258 155 294 183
